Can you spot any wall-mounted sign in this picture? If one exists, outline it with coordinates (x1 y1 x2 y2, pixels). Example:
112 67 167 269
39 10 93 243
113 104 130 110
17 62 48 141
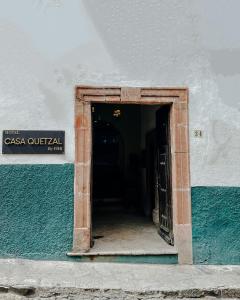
2 130 65 154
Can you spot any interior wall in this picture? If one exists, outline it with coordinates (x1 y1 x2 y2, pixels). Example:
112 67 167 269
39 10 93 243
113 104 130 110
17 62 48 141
93 104 141 177
140 106 159 150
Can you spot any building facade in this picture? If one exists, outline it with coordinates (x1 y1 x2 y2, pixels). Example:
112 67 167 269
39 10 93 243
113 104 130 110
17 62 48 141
0 0 239 264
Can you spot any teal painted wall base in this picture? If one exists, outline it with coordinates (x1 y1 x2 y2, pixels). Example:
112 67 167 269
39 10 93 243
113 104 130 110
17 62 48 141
192 186 240 265
0 165 239 264
0 164 74 260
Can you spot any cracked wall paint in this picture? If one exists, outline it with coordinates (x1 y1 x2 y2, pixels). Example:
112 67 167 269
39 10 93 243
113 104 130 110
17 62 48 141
0 1 240 186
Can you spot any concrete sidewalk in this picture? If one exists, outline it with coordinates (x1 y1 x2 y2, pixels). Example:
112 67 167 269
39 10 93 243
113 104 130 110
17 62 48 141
0 259 240 299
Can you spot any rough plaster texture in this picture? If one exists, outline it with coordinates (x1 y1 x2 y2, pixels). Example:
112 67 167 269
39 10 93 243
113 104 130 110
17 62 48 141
0 164 74 259
0 164 239 265
0 0 239 186
192 187 240 265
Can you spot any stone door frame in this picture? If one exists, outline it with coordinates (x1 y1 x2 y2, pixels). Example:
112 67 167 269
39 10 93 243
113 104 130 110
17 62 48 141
72 86 192 264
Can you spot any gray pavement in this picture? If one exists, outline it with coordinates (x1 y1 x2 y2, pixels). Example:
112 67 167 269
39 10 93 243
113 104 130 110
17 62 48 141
0 259 240 299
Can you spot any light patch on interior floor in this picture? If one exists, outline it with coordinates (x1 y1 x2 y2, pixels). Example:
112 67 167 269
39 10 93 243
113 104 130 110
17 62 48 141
86 205 177 256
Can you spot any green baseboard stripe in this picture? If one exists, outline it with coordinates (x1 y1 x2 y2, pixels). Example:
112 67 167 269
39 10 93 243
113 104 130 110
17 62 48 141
73 254 178 264
0 164 74 260
0 165 239 264
192 186 240 265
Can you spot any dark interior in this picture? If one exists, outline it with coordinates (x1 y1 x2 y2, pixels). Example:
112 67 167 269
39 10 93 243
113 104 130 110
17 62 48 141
92 104 143 214
91 103 173 249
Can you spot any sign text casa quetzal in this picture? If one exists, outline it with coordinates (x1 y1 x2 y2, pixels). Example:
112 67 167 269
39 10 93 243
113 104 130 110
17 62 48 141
2 130 65 154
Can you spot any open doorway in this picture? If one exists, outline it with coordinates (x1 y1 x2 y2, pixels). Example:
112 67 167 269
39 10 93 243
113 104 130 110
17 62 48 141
71 86 192 264
91 103 174 254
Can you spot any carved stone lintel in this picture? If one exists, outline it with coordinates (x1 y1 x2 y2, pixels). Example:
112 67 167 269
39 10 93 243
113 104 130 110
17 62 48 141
121 87 141 102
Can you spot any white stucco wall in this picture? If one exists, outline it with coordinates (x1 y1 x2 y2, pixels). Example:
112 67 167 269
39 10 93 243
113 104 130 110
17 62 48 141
0 0 239 187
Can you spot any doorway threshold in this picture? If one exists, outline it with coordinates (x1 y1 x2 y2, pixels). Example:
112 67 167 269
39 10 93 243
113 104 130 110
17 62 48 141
68 209 178 260
67 250 178 264
68 248 177 256
68 236 177 256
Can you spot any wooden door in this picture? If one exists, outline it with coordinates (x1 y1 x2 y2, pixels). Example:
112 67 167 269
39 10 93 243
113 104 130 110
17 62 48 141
155 106 174 245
